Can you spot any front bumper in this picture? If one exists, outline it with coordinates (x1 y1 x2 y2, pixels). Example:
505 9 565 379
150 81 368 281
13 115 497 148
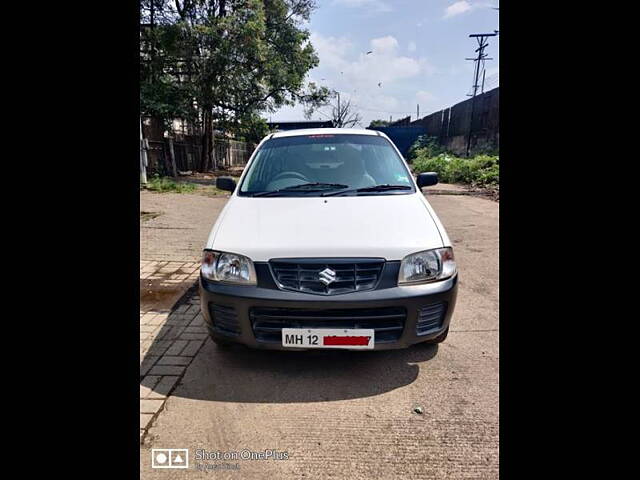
199 271 458 351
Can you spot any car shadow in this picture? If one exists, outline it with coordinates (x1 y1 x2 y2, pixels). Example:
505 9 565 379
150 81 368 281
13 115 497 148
141 286 439 404
174 340 438 403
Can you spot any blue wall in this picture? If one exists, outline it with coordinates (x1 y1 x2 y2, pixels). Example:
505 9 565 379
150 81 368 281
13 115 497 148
367 126 427 158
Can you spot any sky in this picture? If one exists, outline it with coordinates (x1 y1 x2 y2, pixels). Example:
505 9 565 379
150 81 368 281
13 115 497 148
269 0 499 127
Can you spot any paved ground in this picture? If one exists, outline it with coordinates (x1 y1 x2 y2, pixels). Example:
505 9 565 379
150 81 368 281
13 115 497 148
140 191 229 443
139 187 498 479
140 190 228 263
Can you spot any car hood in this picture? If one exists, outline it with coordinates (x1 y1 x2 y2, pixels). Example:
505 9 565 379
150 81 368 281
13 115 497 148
206 193 445 261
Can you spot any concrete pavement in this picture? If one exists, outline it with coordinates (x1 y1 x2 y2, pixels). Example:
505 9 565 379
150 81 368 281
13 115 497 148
139 190 499 479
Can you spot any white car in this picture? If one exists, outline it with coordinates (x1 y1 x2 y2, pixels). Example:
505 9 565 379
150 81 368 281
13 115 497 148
200 128 457 351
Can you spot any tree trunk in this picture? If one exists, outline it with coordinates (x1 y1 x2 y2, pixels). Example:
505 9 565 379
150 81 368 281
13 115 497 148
200 108 213 172
148 116 164 141
168 137 178 178
212 134 217 171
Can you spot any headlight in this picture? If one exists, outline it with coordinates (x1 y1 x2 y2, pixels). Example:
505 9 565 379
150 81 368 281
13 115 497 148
398 247 456 285
201 249 257 285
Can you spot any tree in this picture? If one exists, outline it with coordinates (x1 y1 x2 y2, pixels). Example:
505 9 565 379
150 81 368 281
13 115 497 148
368 119 390 128
310 91 361 128
331 97 362 128
140 0 330 170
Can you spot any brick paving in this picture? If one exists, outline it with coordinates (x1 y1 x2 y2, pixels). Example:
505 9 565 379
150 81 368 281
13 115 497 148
139 263 210 445
139 262 207 443
139 192 228 442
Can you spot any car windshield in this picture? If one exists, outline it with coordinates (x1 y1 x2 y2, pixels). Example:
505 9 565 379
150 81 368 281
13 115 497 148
238 133 415 196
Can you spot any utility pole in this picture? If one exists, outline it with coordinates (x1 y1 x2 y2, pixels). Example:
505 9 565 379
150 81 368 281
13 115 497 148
417 104 420 120
465 32 496 157
331 90 342 127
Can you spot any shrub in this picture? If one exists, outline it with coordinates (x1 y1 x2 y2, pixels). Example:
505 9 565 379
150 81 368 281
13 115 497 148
413 152 499 190
407 135 445 161
145 175 197 193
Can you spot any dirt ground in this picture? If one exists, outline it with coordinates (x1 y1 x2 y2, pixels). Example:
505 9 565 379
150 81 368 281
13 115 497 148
140 190 229 313
140 190 229 263
139 188 498 479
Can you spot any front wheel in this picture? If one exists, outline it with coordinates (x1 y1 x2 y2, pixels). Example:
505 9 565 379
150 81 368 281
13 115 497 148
424 327 449 344
209 333 234 349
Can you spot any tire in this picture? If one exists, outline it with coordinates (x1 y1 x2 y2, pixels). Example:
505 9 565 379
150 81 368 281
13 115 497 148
209 332 234 349
424 327 449 344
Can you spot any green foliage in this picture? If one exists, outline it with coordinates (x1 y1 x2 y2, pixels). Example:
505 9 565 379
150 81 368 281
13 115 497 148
140 0 330 138
407 133 498 191
234 114 271 144
145 176 198 194
408 135 445 160
413 153 499 189
368 119 390 128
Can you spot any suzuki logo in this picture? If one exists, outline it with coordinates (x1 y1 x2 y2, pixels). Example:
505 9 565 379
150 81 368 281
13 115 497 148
318 267 337 286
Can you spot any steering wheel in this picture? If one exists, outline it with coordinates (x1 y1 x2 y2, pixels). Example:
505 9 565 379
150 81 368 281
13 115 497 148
270 171 309 183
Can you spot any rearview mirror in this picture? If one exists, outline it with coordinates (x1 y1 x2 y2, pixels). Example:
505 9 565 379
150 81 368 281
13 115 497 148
417 172 438 188
216 176 237 192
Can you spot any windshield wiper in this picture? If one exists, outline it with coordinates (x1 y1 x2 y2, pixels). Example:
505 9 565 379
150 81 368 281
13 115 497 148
322 184 412 196
251 182 349 197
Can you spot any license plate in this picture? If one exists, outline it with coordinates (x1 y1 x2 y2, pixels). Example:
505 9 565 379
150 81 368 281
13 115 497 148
282 328 375 350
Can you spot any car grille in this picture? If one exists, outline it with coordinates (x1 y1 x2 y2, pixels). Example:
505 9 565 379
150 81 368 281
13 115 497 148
269 259 385 295
250 306 406 344
208 303 241 336
416 303 447 335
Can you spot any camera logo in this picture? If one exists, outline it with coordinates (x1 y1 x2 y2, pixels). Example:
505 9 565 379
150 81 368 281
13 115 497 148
152 449 189 469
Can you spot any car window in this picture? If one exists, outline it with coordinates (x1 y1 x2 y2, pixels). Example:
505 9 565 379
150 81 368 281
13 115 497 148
239 134 414 196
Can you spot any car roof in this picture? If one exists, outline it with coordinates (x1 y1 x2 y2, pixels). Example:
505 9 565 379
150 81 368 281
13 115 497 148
268 128 384 140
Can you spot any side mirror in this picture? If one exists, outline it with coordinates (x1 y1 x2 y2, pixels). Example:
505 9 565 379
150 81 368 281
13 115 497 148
417 172 438 188
216 176 237 192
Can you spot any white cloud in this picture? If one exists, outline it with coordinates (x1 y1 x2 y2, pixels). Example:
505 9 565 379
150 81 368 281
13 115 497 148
408 41 417 52
416 90 436 105
444 1 472 18
310 33 434 90
332 0 392 13
371 36 399 55
291 33 439 125
309 33 353 71
349 36 432 86
444 1 494 19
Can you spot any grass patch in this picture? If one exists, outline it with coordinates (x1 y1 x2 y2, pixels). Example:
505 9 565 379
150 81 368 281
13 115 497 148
144 176 198 194
141 175 241 197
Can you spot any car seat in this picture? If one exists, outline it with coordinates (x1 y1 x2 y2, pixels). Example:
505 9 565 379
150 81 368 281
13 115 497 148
339 146 376 188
